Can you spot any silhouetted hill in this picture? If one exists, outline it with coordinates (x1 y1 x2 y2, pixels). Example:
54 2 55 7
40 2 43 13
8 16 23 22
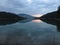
39 6 60 32
40 11 57 25
39 7 60 26
0 12 26 25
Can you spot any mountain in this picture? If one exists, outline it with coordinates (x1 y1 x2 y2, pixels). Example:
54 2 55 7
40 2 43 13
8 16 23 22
0 12 26 25
40 11 57 25
18 14 35 23
18 14 34 19
39 6 60 32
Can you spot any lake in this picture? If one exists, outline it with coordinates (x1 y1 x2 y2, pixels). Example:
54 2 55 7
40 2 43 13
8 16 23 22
0 19 60 45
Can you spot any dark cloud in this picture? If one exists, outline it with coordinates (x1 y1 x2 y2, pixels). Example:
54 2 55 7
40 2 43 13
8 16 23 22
7 0 27 8
0 0 60 15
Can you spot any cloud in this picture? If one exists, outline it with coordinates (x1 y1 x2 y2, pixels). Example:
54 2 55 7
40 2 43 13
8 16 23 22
0 0 60 15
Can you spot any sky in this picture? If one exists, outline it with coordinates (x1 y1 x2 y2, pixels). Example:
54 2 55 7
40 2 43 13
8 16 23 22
0 0 60 15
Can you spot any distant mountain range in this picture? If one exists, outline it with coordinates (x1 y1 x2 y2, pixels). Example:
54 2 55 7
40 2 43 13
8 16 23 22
18 14 34 19
17 14 35 23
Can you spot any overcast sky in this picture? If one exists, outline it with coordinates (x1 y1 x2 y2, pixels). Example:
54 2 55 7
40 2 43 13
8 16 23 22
0 0 60 15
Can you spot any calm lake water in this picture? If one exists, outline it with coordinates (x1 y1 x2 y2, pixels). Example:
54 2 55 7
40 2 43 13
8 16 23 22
0 19 60 45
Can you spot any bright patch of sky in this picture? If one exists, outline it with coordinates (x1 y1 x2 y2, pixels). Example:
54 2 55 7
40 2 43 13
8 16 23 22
0 0 60 15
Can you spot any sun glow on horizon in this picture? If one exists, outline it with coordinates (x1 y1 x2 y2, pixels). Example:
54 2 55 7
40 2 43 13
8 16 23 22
32 14 43 17
32 14 43 23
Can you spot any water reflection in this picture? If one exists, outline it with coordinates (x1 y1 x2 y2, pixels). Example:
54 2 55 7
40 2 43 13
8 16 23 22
32 19 42 23
0 19 56 45
0 12 57 45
